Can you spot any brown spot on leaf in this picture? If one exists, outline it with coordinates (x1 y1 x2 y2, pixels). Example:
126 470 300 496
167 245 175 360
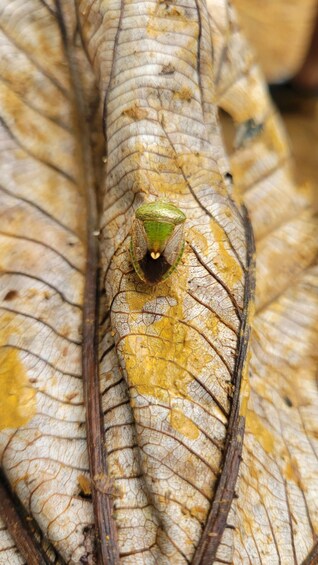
61 324 71 338
26 288 38 299
65 391 78 402
160 63 175 75
190 505 207 522
284 395 293 407
122 104 148 121
165 6 183 17
3 290 18 301
173 87 193 101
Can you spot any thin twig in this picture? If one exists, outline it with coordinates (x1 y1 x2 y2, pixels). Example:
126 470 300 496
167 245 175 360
0 469 54 565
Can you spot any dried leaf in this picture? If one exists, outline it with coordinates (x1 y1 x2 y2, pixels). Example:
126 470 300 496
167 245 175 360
231 0 318 82
79 0 254 562
0 0 317 564
209 3 318 563
0 1 97 562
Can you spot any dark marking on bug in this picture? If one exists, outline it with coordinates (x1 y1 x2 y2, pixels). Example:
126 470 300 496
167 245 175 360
138 252 171 284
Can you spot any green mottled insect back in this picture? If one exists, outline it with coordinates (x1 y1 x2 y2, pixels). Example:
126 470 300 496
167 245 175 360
130 201 186 284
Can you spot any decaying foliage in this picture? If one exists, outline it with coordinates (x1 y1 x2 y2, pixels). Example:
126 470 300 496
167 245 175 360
0 1 317 564
231 0 318 82
210 5 318 562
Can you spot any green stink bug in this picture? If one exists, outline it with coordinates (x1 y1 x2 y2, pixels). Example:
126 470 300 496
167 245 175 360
130 201 186 284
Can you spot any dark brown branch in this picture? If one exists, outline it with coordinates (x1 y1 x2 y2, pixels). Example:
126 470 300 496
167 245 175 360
55 2 120 563
302 542 318 565
82 237 119 565
0 469 55 565
192 204 256 564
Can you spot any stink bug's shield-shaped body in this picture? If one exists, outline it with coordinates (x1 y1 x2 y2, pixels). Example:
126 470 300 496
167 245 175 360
130 201 186 284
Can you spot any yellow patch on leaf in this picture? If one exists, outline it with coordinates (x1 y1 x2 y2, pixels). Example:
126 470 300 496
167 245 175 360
206 312 220 338
77 474 92 496
122 263 208 443
283 457 301 486
245 408 275 454
123 327 194 404
173 87 193 102
190 505 207 521
0 348 36 430
239 345 252 417
169 408 200 440
210 220 243 287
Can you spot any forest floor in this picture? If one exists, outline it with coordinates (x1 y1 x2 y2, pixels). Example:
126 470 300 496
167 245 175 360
282 96 318 207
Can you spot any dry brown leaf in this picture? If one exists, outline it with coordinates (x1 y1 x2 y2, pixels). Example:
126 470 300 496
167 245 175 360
0 1 97 562
82 0 255 560
0 0 317 564
209 3 318 563
231 0 318 82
